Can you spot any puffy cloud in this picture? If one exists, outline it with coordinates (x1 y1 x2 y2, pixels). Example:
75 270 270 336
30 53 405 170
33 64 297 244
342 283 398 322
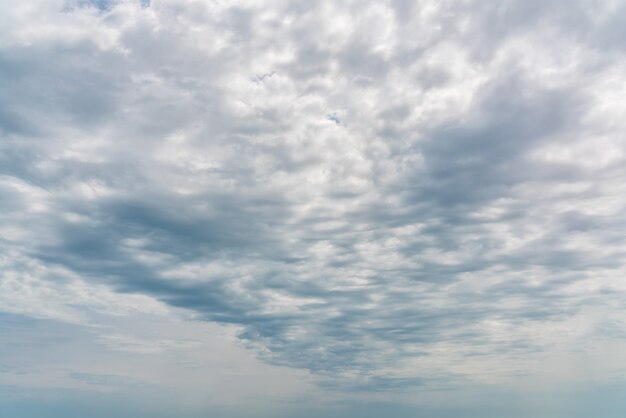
2 0 626 401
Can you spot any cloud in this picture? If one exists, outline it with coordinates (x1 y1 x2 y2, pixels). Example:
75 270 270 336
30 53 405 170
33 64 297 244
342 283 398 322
2 0 626 397
96 333 201 354
69 372 146 388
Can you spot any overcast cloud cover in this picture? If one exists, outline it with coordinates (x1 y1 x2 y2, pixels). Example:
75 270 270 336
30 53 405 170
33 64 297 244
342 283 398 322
2 0 626 417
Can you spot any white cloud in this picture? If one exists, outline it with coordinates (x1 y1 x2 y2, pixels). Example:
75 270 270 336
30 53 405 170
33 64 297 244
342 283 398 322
2 1 626 414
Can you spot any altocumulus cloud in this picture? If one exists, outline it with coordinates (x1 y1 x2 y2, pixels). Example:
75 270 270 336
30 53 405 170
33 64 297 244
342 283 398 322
2 0 626 404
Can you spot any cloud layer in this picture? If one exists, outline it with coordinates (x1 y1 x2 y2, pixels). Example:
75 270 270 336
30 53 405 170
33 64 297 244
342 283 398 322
3 0 626 398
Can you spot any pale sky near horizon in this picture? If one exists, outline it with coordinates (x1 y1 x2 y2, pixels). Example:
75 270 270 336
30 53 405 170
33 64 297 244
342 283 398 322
2 0 626 417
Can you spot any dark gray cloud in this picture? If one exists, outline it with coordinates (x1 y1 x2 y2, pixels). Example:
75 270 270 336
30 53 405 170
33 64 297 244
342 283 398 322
2 0 626 397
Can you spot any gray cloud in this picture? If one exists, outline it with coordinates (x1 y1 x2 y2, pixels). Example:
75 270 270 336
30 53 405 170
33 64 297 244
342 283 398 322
2 0 626 395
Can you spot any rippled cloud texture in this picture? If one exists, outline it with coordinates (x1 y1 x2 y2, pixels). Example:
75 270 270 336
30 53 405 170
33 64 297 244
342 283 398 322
3 0 626 417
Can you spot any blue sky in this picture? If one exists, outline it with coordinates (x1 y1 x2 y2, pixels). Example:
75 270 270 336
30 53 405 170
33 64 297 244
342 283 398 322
2 0 626 417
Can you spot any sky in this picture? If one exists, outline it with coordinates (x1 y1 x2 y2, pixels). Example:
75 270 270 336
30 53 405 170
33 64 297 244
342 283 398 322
2 0 626 417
